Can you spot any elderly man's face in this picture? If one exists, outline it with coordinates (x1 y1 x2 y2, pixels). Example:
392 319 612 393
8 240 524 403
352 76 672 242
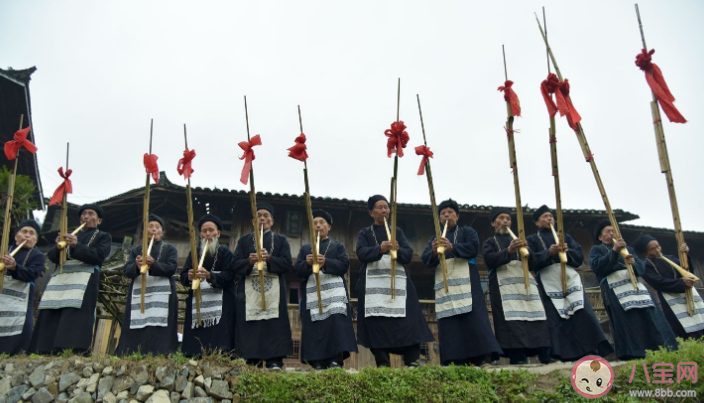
200 221 220 240
147 221 164 242
492 213 512 234
313 217 331 239
257 209 274 231
536 212 554 229
369 200 390 224
15 227 38 248
80 209 102 228
439 207 459 229
599 226 615 245
645 240 662 258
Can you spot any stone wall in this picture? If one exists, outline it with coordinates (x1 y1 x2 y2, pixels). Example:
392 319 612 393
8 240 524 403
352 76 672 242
0 358 242 403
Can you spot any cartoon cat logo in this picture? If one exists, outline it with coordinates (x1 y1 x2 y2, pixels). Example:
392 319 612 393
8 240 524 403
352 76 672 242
571 356 614 398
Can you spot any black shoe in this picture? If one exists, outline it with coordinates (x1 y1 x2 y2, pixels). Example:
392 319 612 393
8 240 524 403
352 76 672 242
266 363 282 371
313 364 325 371
510 360 528 365
406 362 420 369
328 361 342 369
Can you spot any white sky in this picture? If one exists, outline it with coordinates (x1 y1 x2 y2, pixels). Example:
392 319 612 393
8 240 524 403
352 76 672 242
2 0 703 231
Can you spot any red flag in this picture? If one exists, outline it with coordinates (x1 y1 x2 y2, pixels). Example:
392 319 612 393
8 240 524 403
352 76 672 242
414 145 433 175
287 133 308 162
4 126 37 160
385 121 409 157
49 167 72 206
498 80 522 117
177 148 196 179
238 134 262 185
635 49 686 123
143 153 160 184
540 73 581 131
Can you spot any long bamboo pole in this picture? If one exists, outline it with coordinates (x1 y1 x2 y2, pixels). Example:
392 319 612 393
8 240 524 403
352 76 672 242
0 115 24 291
139 119 154 313
635 4 696 315
416 95 448 293
59 143 69 275
542 8 568 295
535 16 638 291
501 46 530 296
387 78 401 299
244 96 266 310
298 105 323 314
184 125 202 327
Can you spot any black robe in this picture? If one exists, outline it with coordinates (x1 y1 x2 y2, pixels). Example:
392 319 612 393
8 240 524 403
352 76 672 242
31 227 112 354
232 231 293 360
589 244 678 360
115 240 179 356
526 228 613 361
482 233 550 354
294 238 358 363
421 225 502 364
0 246 45 355
180 244 236 357
355 224 434 349
641 254 704 340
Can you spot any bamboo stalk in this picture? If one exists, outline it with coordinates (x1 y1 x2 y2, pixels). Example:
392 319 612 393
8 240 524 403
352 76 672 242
56 223 86 250
542 8 569 296
1 115 24 284
416 94 449 293
59 143 69 275
387 78 401 299
139 235 155 314
635 4 695 315
244 96 266 310
501 46 530 296
535 16 638 291
140 119 154 313
298 105 323 314
184 124 202 327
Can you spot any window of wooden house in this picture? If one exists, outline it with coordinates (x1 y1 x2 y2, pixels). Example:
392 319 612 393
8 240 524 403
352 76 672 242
285 209 302 236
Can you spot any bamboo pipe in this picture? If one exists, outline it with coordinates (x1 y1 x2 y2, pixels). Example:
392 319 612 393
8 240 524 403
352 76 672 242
550 223 569 295
56 223 87 250
314 231 323 314
139 235 155 313
184 124 202 327
0 240 29 273
416 94 449 293
535 16 638 291
507 227 531 296
382 217 398 260
58 143 70 275
0 116 24 291
436 221 449 255
549 224 569 265
660 253 697 316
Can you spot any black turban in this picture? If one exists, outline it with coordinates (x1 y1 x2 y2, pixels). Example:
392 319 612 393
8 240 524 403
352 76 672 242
438 199 460 214
312 209 333 225
78 204 104 218
199 214 223 231
367 195 389 211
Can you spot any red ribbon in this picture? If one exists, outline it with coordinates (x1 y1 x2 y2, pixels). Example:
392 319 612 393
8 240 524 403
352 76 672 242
586 153 595 162
177 148 196 179
385 121 409 157
504 126 520 141
414 145 433 175
635 49 686 123
238 134 262 185
540 73 581 130
549 135 557 144
287 133 308 162
143 153 160 184
498 80 521 117
4 126 37 160
49 167 72 206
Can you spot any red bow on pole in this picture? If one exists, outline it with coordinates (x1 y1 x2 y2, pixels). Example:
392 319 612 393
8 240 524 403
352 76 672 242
414 145 433 175
177 148 196 179
4 126 37 160
635 49 686 123
385 121 409 157
49 167 73 206
540 73 581 130
498 80 522 117
143 153 160 184
239 134 262 185
287 133 308 162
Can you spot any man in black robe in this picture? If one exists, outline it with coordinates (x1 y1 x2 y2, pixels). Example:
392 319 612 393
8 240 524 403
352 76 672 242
31 204 112 355
421 199 501 366
355 195 434 368
294 209 358 370
526 205 613 362
0 220 45 355
482 207 551 365
589 219 677 360
180 214 236 357
116 214 179 355
233 202 293 370
634 234 704 340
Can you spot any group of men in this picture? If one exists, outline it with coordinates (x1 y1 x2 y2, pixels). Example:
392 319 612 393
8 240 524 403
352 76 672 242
0 197 701 368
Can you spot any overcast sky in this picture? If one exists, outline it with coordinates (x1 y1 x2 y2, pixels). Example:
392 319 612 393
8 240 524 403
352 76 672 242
2 0 702 232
